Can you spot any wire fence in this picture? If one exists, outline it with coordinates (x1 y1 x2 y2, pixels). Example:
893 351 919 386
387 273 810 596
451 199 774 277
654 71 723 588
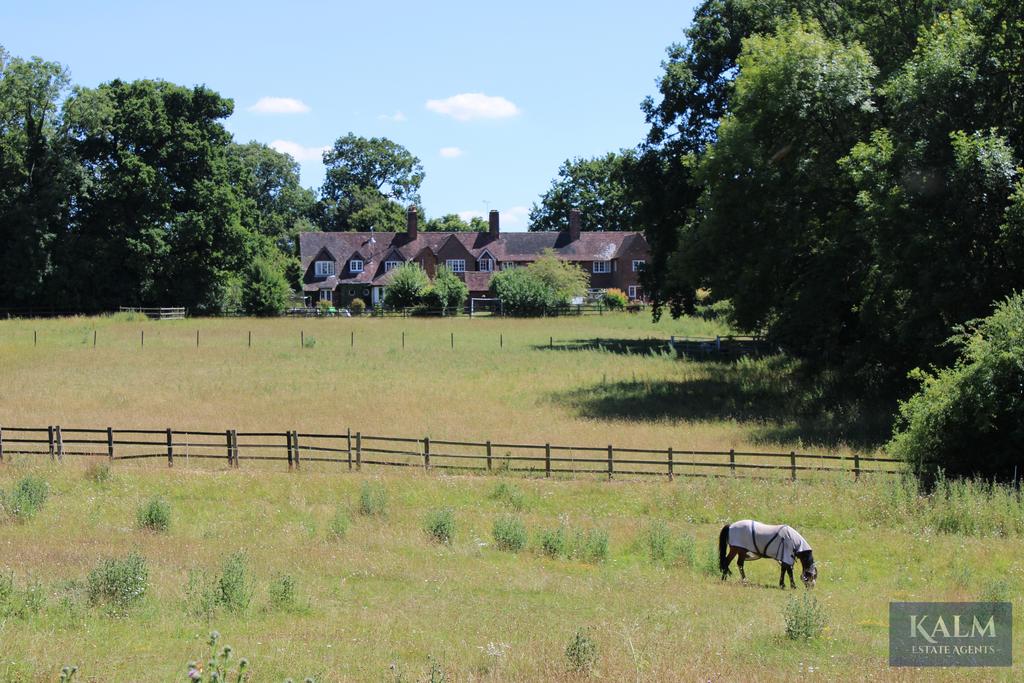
0 424 903 481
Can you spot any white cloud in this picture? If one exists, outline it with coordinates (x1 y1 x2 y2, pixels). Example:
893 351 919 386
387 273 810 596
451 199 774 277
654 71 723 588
269 140 329 163
439 146 464 158
457 210 484 222
378 111 407 122
425 93 521 121
248 97 311 114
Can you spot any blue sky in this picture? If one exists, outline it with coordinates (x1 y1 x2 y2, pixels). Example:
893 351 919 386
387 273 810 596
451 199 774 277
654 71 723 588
2 0 698 231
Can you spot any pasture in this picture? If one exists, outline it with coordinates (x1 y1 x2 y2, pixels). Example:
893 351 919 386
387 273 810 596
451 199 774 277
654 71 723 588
1 314 1020 680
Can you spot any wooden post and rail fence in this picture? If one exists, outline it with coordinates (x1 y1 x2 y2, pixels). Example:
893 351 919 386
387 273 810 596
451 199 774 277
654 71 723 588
0 424 900 481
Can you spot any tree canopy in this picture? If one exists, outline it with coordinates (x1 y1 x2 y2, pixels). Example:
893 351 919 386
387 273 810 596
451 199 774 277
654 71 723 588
529 152 640 232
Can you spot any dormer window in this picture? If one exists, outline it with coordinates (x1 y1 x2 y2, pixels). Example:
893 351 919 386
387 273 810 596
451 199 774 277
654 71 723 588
384 260 402 272
349 259 364 273
478 257 494 272
315 261 336 277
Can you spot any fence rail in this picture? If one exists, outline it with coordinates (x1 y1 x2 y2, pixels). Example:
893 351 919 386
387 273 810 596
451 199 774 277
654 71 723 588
118 306 186 320
0 423 902 481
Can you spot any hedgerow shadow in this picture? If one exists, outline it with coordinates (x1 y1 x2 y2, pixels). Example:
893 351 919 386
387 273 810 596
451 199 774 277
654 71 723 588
552 355 893 451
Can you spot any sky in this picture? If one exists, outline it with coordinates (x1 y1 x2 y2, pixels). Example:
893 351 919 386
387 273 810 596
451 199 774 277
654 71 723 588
1 0 699 231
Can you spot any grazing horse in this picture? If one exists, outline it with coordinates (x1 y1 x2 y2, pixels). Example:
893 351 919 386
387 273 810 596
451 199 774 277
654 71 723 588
719 520 818 589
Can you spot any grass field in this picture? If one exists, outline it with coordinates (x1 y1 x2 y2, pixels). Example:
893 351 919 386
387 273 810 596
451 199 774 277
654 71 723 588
2 314 1018 680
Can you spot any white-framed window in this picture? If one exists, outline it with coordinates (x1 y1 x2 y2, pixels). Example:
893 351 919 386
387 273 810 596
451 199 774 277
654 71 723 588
628 285 640 300
384 260 402 272
319 289 333 302
349 259 364 273
446 259 466 273
500 262 517 271
478 258 494 272
315 261 335 277
632 260 646 272
593 260 611 274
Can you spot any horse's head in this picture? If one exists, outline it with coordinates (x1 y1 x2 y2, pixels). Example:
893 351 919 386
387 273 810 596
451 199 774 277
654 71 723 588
798 550 817 588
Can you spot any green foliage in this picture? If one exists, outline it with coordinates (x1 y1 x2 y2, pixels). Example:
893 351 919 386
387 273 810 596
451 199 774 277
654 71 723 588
185 569 220 621
888 294 1024 482
571 528 609 564
643 521 697 567
318 133 424 231
488 482 527 511
429 265 468 314
268 573 299 611
384 263 429 309
538 525 567 558
564 627 598 674
59 665 78 682
492 515 527 552
602 288 628 310
84 462 111 484
784 593 828 640
242 257 290 316
526 250 590 304
187 630 249 683
349 297 366 315
327 508 349 540
358 482 387 517
136 496 171 532
86 552 148 614
0 572 45 619
529 151 639 232
424 508 455 544
217 552 253 612
422 213 485 232
491 250 589 314
4 476 49 521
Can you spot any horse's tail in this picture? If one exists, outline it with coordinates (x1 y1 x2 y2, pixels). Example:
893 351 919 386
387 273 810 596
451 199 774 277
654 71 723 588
718 524 730 574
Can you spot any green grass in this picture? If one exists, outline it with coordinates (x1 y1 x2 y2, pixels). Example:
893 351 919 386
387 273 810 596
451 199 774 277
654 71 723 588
0 462 1021 680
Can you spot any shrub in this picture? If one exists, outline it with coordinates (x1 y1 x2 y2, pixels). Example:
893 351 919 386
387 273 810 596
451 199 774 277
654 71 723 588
431 265 469 314
185 569 219 621
0 573 45 619
538 525 567 558
645 520 672 562
489 482 527 511
358 482 387 517
137 496 171 532
492 515 528 552
350 297 366 315
217 552 253 612
87 552 148 614
889 293 1024 483
6 476 49 521
268 573 298 611
84 462 111 484
565 627 598 674
981 577 1011 603
242 257 290 316
784 593 828 640
573 528 609 564
425 508 455 544
327 507 349 540
675 533 698 568
384 263 429 308
490 267 557 315
316 299 333 314
602 288 628 310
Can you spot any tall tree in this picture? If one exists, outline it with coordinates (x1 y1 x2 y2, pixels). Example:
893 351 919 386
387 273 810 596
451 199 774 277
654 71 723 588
529 151 639 232
318 133 424 232
422 213 486 232
0 49 77 309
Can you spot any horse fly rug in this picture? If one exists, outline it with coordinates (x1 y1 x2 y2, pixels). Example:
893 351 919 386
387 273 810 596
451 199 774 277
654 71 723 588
727 520 810 565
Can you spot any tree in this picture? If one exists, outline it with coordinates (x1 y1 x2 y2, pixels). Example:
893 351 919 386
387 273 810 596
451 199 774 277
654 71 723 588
0 49 77 308
229 141 316 254
383 262 429 308
319 133 424 231
888 293 1024 483
422 213 486 232
59 79 252 313
526 250 590 303
242 257 290 316
529 151 640 232
425 265 468 313
490 251 589 314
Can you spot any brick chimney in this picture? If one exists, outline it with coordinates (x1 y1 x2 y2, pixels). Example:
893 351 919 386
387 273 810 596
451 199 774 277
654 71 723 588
407 205 418 239
489 209 499 238
569 208 581 241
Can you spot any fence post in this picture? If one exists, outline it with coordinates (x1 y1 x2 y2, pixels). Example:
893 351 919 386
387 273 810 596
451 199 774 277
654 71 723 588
233 430 240 468
729 448 735 476
607 444 613 481
292 431 300 470
107 427 114 460
667 447 674 481
166 428 174 467
486 440 492 471
351 331 354 348
347 428 352 470
300 331 304 348
853 453 861 481
355 432 362 471
450 332 454 349
48 426 55 461
56 426 64 461
225 430 233 468
790 451 797 481
423 436 430 471
0 425 4 463
286 431 293 471
196 330 200 348
545 443 551 478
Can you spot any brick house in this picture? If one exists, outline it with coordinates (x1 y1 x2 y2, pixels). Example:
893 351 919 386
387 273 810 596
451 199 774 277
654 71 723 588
299 208 649 307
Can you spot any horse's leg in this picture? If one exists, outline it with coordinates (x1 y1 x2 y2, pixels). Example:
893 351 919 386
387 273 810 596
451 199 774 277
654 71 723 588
788 564 797 589
779 563 787 589
737 553 747 582
722 548 738 580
